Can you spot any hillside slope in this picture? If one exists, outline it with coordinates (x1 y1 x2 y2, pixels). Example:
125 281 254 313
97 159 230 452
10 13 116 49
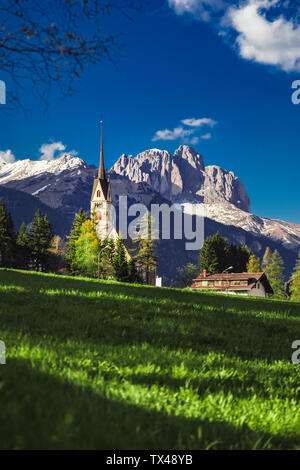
1 269 300 450
0 186 70 235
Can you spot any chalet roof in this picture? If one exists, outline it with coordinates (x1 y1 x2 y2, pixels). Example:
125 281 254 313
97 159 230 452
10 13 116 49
193 272 265 281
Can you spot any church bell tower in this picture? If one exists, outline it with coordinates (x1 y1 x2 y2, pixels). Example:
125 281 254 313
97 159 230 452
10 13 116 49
91 121 114 240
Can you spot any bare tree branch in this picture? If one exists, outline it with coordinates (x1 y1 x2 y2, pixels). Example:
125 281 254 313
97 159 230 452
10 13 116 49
0 0 143 109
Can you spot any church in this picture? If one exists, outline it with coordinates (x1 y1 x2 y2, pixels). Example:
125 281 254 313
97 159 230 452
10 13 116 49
90 122 157 286
90 122 119 242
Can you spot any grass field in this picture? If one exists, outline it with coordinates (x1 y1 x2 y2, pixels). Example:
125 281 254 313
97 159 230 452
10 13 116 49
0 268 300 450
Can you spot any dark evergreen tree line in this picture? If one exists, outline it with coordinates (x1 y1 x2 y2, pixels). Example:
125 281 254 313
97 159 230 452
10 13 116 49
0 201 153 285
0 201 54 271
199 232 252 274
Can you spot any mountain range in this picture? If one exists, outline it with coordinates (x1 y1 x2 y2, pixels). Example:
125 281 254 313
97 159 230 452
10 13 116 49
0 146 299 283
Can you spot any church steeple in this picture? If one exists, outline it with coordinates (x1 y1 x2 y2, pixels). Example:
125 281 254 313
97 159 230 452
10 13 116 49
99 120 106 180
91 121 112 221
89 123 130 252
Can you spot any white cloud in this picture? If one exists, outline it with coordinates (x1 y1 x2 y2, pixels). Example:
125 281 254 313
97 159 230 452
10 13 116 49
168 0 226 21
39 141 66 161
169 0 300 73
227 0 300 72
201 133 212 139
152 117 217 144
181 117 217 127
152 126 194 141
38 141 78 161
189 136 200 144
0 149 16 163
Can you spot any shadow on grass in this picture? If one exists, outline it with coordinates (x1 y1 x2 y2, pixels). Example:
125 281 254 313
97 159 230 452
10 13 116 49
0 282 298 363
0 358 296 450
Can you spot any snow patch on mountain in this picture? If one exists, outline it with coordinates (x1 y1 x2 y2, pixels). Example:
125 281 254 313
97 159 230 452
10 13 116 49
204 203 300 250
32 184 51 196
0 154 86 184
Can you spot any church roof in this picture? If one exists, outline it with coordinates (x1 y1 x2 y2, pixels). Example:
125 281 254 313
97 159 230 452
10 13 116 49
91 122 112 203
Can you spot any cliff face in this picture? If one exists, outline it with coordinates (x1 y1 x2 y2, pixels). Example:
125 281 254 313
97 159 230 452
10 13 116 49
110 145 251 212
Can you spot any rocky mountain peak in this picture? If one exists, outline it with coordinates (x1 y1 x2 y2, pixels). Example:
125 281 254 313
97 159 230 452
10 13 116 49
52 153 87 169
110 146 250 212
173 145 205 171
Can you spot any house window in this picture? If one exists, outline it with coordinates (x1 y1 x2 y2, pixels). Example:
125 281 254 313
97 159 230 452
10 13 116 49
97 190 101 198
202 281 208 287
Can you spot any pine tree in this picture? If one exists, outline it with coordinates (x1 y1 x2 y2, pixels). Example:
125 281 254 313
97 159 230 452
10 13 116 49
102 237 116 265
66 208 89 274
199 239 218 274
237 246 252 272
262 247 273 272
28 210 53 271
113 237 129 282
47 235 66 273
268 250 286 299
95 237 115 280
133 212 157 285
200 233 230 274
227 244 252 273
16 222 32 269
127 258 142 284
247 254 263 273
176 263 199 288
290 254 300 302
0 200 16 267
200 234 252 274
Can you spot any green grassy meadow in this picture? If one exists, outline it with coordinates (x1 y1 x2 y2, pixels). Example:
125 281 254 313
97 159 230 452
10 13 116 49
0 268 300 450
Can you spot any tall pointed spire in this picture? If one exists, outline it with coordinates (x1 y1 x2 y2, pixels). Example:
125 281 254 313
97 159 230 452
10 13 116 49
99 120 106 180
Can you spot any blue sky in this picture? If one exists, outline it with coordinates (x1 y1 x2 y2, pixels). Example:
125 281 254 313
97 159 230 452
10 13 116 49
0 0 300 223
